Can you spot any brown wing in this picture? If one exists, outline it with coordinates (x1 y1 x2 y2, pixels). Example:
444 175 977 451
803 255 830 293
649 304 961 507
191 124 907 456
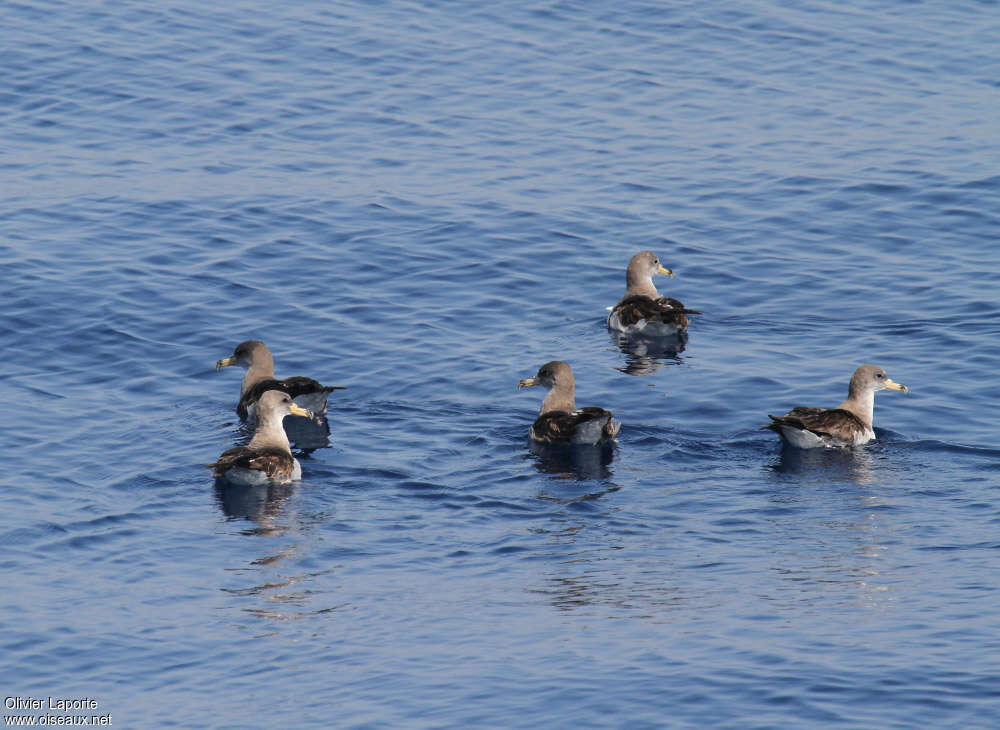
208 446 294 479
531 408 617 444
612 295 699 330
767 407 867 441
237 377 345 419
656 297 701 315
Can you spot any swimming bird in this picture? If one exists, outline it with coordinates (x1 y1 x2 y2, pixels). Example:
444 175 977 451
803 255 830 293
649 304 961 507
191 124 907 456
607 251 700 337
216 340 344 421
209 390 313 485
518 360 620 445
766 364 908 448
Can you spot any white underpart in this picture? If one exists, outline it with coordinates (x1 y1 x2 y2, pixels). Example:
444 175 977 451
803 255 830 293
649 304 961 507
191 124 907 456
779 425 875 449
224 459 301 486
852 426 876 446
778 426 828 449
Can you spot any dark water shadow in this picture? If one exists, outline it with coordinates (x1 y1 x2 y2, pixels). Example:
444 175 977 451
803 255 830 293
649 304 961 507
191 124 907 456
527 440 617 482
610 330 686 376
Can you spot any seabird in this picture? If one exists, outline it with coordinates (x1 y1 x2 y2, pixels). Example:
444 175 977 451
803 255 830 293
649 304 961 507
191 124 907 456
518 360 620 445
607 251 700 337
766 364 908 448
216 340 344 421
209 390 313 485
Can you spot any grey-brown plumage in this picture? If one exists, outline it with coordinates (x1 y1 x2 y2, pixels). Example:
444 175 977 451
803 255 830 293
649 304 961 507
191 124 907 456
209 390 313 485
607 251 700 337
215 340 345 421
766 364 909 448
210 445 297 484
518 361 620 445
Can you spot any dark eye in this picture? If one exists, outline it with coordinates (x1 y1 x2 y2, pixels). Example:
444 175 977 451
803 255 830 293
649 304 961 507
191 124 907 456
875 373 884 378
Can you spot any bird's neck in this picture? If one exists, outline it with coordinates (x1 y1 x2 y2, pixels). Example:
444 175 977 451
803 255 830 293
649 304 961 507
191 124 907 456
625 269 659 299
241 356 276 396
249 411 291 453
540 386 576 414
837 388 874 428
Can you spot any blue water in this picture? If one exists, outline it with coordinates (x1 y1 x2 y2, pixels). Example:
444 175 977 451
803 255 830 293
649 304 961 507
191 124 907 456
2 0 999 727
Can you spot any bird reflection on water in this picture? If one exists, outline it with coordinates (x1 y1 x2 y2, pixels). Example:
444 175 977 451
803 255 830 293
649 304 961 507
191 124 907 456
610 330 686 376
763 441 906 611
768 441 878 486
213 480 295 534
527 440 618 484
536 572 693 615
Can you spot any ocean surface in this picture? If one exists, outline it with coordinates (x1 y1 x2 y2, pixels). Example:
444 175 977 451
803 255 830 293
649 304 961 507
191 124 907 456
2 0 999 727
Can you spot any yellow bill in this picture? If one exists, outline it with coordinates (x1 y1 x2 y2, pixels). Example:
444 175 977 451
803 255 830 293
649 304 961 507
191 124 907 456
289 403 314 419
885 378 908 393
